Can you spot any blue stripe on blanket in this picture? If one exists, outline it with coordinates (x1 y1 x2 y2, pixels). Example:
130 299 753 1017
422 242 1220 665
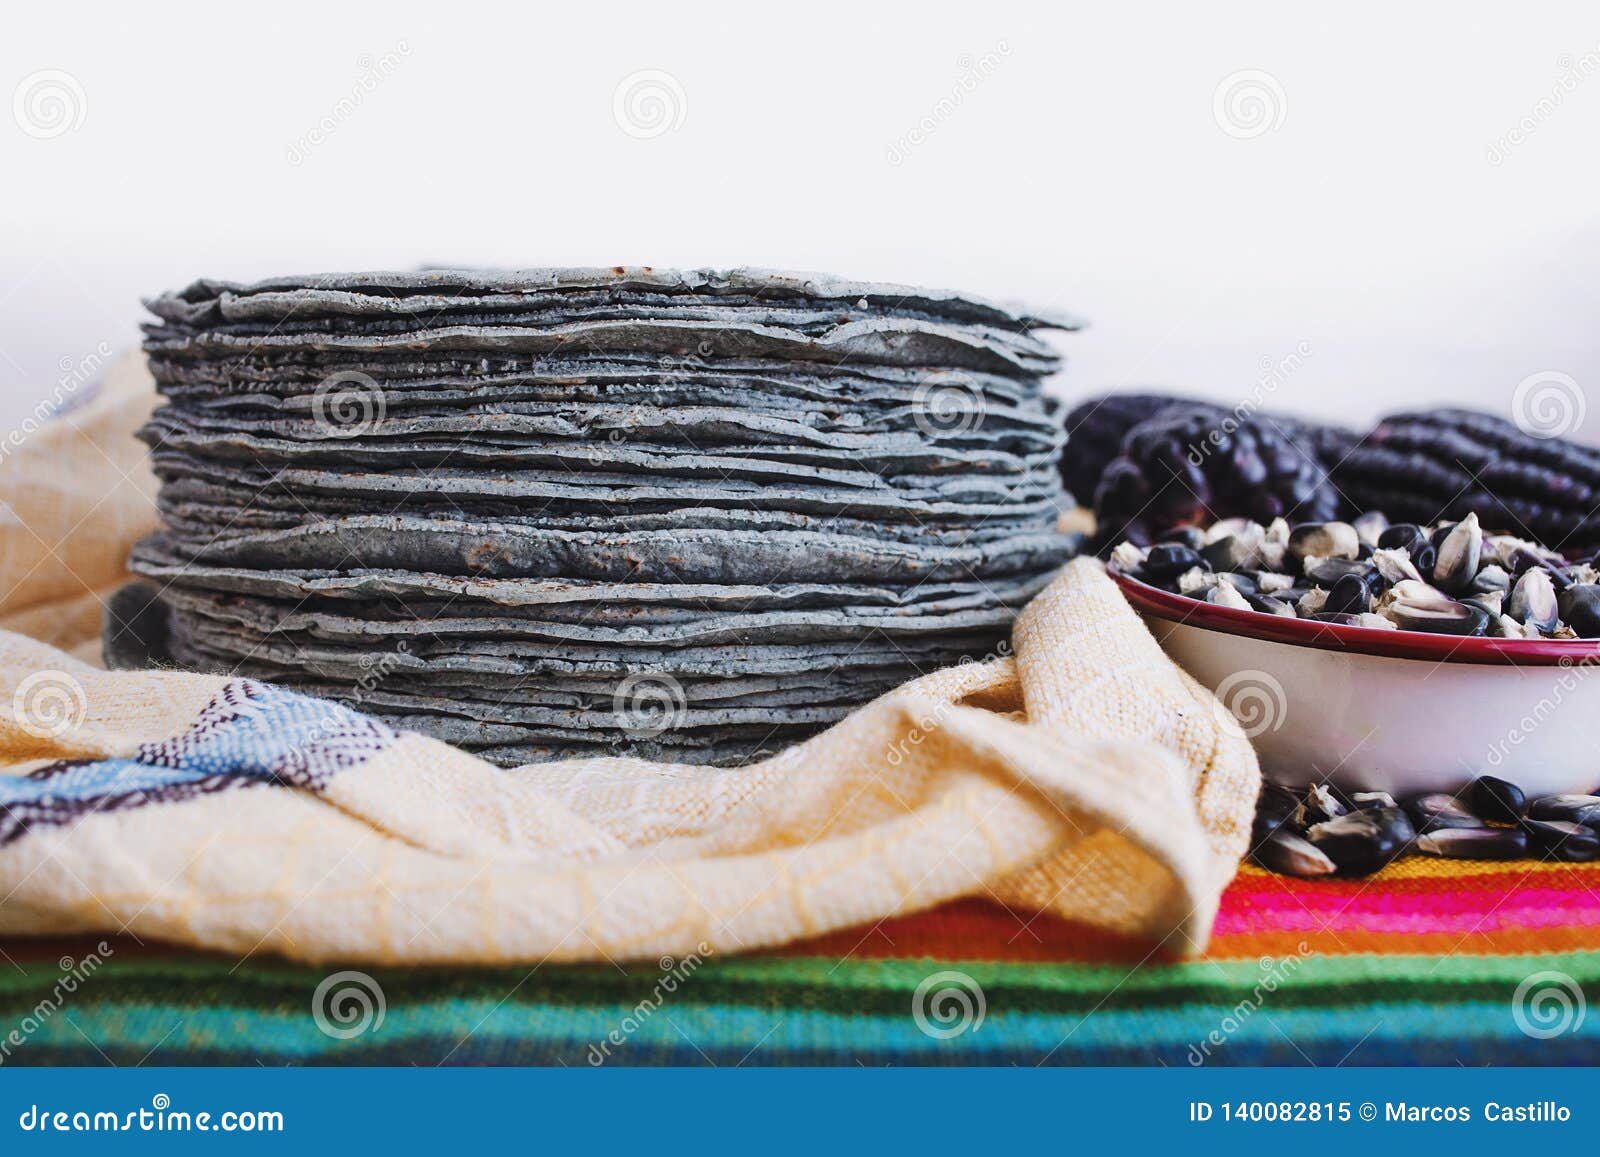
1 680 396 844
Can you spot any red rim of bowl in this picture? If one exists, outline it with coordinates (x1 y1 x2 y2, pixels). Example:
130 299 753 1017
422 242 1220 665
1107 562 1600 667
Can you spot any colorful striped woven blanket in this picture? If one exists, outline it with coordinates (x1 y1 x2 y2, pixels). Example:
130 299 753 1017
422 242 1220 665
3 857 1595 1066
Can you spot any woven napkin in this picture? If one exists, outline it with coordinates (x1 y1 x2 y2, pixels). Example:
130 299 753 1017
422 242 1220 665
0 358 1257 964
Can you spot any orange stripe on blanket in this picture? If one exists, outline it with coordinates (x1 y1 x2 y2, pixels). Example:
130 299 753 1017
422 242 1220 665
1203 925 1600 960
1233 859 1600 886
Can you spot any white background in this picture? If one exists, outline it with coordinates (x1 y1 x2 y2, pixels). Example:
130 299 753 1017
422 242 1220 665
3 1 1598 441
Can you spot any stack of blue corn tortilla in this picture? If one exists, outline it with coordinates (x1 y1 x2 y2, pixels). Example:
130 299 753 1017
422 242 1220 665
117 268 1082 765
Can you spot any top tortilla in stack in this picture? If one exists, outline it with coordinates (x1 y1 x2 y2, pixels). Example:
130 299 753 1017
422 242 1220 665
118 267 1083 766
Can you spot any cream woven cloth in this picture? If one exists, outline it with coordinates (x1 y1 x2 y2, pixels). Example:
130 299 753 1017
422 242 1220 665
0 356 1257 965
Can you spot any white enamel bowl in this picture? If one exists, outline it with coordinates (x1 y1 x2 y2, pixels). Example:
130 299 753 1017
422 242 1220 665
1110 565 1600 799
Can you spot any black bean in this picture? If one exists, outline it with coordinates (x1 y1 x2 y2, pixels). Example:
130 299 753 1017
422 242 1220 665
1244 593 1295 617
1252 783 1303 843
1468 775 1526 823
1416 827 1529 860
1510 548 1573 591
1306 807 1416 877
1558 584 1600 638
1406 538 1437 579
1202 535 1261 573
1301 557 1372 586
1528 794 1600 828
1522 819 1600 862
1323 572 1372 615
1405 792 1486 833
1252 828 1337 878
1143 543 1206 583
1377 523 1427 550
1386 595 1487 635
